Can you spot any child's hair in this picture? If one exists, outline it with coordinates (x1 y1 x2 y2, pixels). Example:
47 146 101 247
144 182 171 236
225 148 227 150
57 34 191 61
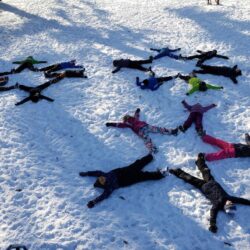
123 114 132 122
142 79 149 86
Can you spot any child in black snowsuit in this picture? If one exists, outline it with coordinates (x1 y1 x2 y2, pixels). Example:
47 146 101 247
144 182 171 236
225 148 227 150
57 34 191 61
194 64 242 84
44 69 87 79
184 50 229 66
15 77 62 106
112 57 153 73
170 155 250 233
79 154 166 208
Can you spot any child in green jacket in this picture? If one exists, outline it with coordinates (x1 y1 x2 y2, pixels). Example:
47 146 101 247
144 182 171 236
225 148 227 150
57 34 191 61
177 72 223 95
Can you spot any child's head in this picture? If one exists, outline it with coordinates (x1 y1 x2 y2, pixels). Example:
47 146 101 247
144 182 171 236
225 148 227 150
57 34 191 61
123 114 132 122
236 69 242 76
142 79 149 86
94 176 106 188
113 60 119 67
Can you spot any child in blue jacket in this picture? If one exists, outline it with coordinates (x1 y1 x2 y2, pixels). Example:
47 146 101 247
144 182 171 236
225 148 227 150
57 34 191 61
150 47 183 60
136 72 178 91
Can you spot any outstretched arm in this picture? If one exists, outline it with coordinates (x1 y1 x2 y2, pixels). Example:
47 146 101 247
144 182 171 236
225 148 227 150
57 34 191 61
34 60 47 64
40 95 54 102
15 97 31 106
87 188 113 208
106 122 131 128
134 108 140 120
12 61 23 64
230 77 238 84
169 48 181 52
206 83 223 90
196 50 203 53
150 48 161 52
112 67 121 74
79 170 105 177
216 54 229 59
203 104 216 112
181 100 192 110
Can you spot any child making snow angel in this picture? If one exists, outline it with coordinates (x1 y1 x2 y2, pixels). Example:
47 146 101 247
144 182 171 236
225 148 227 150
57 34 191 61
106 108 178 154
179 100 216 136
136 72 179 91
200 133 250 161
178 72 223 95
169 154 250 233
79 154 168 208
150 47 183 60
112 57 153 73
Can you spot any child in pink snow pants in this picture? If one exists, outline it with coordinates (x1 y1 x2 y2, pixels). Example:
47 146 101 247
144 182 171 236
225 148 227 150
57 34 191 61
202 133 250 161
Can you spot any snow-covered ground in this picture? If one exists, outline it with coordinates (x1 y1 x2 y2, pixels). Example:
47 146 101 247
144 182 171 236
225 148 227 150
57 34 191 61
0 0 249 249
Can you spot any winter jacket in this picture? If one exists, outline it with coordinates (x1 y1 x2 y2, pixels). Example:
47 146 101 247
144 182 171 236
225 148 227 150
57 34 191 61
13 56 47 65
182 100 216 114
186 77 222 95
136 76 160 91
109 109 148 135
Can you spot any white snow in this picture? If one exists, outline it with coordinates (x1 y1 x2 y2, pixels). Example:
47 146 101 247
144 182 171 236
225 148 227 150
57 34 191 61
0 0 249 249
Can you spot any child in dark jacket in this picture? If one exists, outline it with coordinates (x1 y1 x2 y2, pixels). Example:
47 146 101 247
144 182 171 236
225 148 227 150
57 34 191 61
136 72 178 91
44 69 87 79
194 64 242 84
106 108 178 153
179 100 216 136
170 155 250 233
15 77 62 106
200 133 250 161
112 57 153 73
150 47 182 60
184 50 229 66
79 154 167 208
39 60 83 72
178 73 223 95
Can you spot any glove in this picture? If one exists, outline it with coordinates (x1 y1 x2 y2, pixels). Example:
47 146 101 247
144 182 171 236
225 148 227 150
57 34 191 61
209 224 218 233
106 122 116 127
220 86 224 89
181 100 185 104
186 93 189 96
87 201 95 208
213 104 217 107
79 172 88 177
136 108 140 113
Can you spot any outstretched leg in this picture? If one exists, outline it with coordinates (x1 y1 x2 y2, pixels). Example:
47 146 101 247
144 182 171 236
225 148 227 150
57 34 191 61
182 112 197 131
138 127 158 153
195 156 214 182
202 134 233 149
228 196 250 206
